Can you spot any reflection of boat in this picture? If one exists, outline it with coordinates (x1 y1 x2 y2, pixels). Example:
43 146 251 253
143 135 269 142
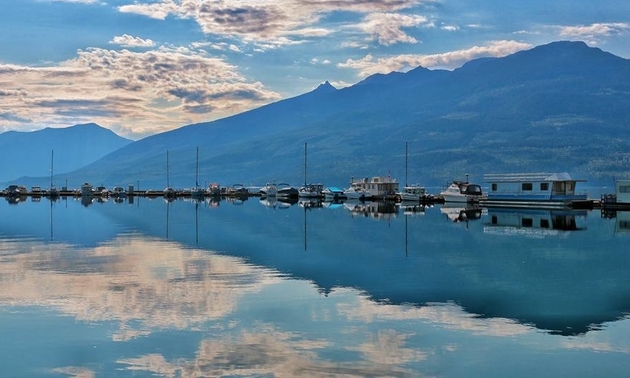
440 180 482 203
483 207 587 236
259 197 295 209
259 182 278 197
322 186 347 201
481 172 590 208
398 203 426 215
440 203 483 222
299 198 323 208
277 183 299 198
344 201 398 220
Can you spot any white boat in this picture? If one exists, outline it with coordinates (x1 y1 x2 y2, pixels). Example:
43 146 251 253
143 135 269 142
343 185 371 200
298 183 323 198
347 176 399 199
397 185 426 202
440 180 483 203
322 186 347 201
480 172 590 208
297 143 323 198
259 182 278 197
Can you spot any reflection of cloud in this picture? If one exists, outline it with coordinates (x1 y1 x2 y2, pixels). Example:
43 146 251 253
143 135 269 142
119 325 424 377
338 40 532 75
0 48 280 138
337 291 532 337
0 236 280 340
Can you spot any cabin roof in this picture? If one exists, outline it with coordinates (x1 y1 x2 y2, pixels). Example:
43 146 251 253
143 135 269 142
483 172 586 183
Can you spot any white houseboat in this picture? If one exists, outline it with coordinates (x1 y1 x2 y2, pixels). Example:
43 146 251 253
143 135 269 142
601 179 630 210
348 176 399 200
480 172 591 208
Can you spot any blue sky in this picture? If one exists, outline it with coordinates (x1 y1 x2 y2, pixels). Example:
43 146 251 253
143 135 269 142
0 0 629 139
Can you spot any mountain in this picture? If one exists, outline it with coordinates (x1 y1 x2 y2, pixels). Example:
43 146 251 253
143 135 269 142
16 41 630 190
0 123 132 185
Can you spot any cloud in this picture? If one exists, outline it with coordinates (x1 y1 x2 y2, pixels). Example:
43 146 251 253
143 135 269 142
117 0 427 46
359 12 430 45
0 47 280 138
110 34 156 48
558 22 630 43
338 40 532 76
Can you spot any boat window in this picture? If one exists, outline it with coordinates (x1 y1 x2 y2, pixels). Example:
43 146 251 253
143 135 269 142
491 183 497 191
540 219 550 228
540 183 549 191
620 185 630 193
522 218 533 227
522 183 533 191
491 215 497 225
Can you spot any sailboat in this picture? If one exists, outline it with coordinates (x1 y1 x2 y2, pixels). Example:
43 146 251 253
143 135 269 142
191 147 205 199
163 150 176 199
396 141 426 202
47 150 60 199
298 142 323 198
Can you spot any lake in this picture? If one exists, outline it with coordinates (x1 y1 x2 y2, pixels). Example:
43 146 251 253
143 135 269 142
1 195 630 377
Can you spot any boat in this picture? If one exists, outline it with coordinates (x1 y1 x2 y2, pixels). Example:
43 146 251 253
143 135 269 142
225 183 249 197
397 185 426 202
347 176 399 200
298 183 324 198
480 172 591 209
322 186 347 201
395 141 425 202
110 186 127 198
163 150 176 199
47 150 59 199
343 185 371 200
277 183 299 198
297 142 324 198
80 182 94 197
440 179 482 203
259 182 278 197
191 147 205 199
601 179 630 210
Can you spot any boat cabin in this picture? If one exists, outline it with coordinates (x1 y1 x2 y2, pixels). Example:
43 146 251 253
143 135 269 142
616 180 630 204
350 176 399 198
484 172 587 203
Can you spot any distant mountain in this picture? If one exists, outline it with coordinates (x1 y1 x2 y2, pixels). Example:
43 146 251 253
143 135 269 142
18 41 630 190
0 123 132 185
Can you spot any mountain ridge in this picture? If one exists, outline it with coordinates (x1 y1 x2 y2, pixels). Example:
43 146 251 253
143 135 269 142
10 41 630 190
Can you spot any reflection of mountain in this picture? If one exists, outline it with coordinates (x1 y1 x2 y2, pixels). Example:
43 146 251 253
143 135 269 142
5 199 630 336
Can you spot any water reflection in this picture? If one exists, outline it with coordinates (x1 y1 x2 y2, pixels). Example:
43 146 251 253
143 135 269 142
2 198 630 375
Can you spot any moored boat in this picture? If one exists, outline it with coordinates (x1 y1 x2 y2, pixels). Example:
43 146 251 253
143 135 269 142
343 185 371 200
277 183 299 198
440 180 483 203
298 183 323 198
322 186 347 201
397 185 426 202
480 172 591 209
259 182 278 197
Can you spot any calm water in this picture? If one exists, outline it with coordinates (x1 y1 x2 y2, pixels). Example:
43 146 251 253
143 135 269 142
1 195 630 377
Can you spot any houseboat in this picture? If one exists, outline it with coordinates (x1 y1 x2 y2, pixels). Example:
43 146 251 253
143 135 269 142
348 176 399 200
601 179 630 210
480 172 592 209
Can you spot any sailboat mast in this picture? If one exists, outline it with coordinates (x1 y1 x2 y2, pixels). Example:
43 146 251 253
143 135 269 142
196 147 199 188
405 140 408 187
304 142 307 186
167 150 170 188
50 149 54 189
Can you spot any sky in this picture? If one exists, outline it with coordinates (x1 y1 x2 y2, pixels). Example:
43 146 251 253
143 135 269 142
0 0 629 140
